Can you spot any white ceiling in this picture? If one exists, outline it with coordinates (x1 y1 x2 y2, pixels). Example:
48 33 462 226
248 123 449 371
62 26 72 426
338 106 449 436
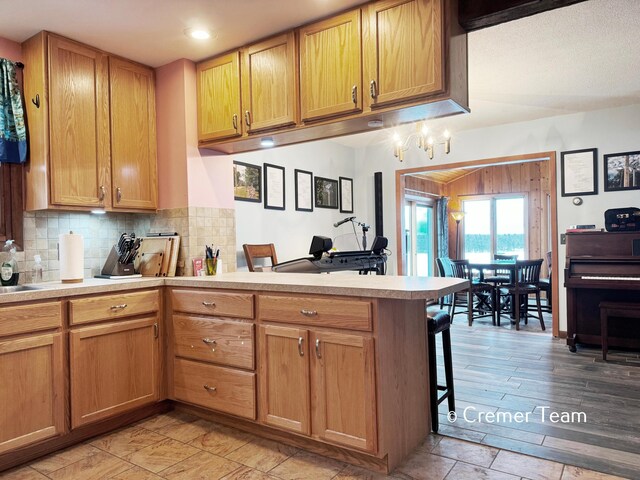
2 0 639 147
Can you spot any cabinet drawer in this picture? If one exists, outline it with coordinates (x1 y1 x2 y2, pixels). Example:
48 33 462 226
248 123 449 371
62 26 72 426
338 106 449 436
259 295 372 331
173 315 254 369
0 302 62 337
173 358 256 420
69 290 160 325
171 289 254 318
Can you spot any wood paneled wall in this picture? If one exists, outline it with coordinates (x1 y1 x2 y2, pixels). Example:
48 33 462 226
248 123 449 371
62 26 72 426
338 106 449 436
403 175 446 198
446 161 550 271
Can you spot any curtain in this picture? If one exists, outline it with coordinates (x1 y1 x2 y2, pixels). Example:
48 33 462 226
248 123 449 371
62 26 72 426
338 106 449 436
0 59 27 164
436 196 449 259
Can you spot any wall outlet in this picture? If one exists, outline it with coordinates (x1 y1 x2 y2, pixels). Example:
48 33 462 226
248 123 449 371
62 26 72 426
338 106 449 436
560 233 567 245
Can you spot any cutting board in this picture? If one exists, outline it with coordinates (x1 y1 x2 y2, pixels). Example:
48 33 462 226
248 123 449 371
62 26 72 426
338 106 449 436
134 236 181 277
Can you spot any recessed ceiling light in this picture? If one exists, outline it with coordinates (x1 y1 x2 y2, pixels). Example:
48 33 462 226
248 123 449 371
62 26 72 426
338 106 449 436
184 27 212 40
260 137 275 148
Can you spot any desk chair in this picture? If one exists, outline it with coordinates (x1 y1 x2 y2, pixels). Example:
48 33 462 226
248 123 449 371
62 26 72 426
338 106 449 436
243 244 278 272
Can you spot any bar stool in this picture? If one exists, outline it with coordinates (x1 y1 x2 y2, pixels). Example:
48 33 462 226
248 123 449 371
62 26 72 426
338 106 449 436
427 311 455 433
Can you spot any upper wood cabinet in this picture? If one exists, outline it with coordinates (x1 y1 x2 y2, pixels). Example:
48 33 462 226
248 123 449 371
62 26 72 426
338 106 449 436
363 0 443 109
299 9 362 122
241 32 298 133
197 52 242 141
22 31 157 212
109 57 158 210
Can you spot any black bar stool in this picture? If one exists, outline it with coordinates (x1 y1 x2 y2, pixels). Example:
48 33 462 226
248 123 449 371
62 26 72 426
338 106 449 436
427 311 455 433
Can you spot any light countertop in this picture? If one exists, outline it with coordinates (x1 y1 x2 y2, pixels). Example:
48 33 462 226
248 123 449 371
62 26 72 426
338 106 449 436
0 272 468 304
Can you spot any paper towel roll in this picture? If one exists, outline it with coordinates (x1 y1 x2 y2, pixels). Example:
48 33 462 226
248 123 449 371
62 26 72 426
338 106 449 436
59 232 84 283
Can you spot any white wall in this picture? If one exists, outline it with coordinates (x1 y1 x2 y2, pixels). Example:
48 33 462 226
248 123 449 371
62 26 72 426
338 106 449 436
233 141 359 268
353 103 640 332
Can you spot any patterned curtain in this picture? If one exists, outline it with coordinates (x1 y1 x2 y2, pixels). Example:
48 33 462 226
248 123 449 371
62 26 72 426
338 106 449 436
0 59 27 164
436 196 449 259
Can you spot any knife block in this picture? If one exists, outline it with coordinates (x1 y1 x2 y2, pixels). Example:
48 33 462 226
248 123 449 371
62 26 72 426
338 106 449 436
100 246 136 276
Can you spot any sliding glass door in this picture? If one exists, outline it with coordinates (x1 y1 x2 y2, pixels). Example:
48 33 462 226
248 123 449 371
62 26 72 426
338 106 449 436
404 199 434 276
462 195 526 261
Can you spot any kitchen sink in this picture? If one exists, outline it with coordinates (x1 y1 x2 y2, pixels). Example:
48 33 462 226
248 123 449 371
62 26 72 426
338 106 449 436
0 285 42 294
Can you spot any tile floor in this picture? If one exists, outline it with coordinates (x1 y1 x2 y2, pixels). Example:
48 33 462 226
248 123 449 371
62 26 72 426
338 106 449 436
0 410 628 480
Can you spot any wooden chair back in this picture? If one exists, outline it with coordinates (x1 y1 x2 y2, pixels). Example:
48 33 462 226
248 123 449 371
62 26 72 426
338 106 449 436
494 254 518 275
243 243 278 272
450 259 471 280
515 259 543 285
436 257 453 277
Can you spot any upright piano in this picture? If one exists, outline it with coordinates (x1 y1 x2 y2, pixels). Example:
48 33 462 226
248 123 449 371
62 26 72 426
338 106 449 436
565 231 640 352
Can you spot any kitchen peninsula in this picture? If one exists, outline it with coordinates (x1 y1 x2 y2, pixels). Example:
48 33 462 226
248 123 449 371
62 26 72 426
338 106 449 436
0 273 468 473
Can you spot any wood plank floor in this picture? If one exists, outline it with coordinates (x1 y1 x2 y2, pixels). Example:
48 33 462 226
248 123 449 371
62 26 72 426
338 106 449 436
433 309 640 479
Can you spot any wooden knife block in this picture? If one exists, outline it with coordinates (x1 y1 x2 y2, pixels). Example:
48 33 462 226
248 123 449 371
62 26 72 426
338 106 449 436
100 246 136 276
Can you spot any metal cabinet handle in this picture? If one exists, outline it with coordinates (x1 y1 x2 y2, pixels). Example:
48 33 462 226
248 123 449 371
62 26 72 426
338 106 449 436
203 384 217 393
351 85 358 104
202 301 216 307
202 338 217 345
298 336 304 356
245 110 251 127
300 309 317 317
116 187 122 203
110 304 127 310
153 323 159 339
370 80 377 99
232 114 238 130
315 338 321 358
99 185 106 201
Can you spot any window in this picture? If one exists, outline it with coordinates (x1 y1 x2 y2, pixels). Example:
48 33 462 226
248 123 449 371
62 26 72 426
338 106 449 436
462 195 526 262
404 199 434 276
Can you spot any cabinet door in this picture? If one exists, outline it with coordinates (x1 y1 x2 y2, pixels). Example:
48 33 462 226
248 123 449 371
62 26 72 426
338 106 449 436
258 325 310 435
109 57 158 210
197 52 242 141
241 32 297 133
299 9 362 122
70 317 159 428
311 331 377 452
364 0 443 108
48 35 110 207
0 333 65 453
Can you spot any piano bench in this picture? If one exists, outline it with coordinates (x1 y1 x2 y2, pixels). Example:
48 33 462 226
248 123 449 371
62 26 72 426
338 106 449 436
599 302 640 361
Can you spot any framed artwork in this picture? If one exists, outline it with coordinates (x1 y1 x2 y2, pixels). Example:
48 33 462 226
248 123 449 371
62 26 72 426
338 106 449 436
339 176 353 213
294 169 313 212
264 163 285 210
604 151 640 192
233 161 262 202
314 176 339 209
560 148 598 197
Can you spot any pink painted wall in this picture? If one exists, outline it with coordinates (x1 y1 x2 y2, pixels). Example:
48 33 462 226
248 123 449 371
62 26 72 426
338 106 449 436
155 59 189 209
184 61 235 209
0 36 22 61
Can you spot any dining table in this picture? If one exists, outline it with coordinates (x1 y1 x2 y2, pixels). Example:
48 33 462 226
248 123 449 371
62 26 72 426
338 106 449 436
467 260 519 323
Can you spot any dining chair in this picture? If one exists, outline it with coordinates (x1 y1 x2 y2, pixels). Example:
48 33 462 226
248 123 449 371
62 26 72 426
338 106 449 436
538 251 552 313
436 257 454 309
498 259 545 330
485 254 518 315
242 243 278 272
449 259 495 326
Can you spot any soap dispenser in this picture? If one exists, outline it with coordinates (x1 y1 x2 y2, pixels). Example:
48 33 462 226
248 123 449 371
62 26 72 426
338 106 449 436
1 239 19 286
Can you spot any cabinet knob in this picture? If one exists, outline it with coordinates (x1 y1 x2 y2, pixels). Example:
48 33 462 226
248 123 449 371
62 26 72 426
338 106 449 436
370 80 377 99
99 185 106 201
298 336 304 357
245 111 251 128
203 384 217 393
232 114 238 131
351 85 358 105
116 187 122 203
300 309 317 317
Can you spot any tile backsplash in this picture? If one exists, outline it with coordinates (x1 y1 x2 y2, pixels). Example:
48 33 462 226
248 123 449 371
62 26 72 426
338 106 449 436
15 207 236 283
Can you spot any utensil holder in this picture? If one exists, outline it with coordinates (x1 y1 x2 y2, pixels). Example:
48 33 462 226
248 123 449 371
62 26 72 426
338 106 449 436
101 246 136 276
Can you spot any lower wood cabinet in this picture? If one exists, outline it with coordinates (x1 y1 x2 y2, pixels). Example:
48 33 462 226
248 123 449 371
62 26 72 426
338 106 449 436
0 333 65 453
259 325 377 452
69 316 160 428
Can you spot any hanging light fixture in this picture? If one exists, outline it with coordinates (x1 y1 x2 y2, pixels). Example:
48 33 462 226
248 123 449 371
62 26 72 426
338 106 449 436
393 122 451 162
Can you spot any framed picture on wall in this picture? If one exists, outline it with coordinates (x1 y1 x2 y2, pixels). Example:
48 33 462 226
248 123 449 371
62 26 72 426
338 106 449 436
233 161 262 202
560 148 598 196
314 177 339 209
604 151 640 192
264 163 285 210
339 177 353 213
294 169 313 212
